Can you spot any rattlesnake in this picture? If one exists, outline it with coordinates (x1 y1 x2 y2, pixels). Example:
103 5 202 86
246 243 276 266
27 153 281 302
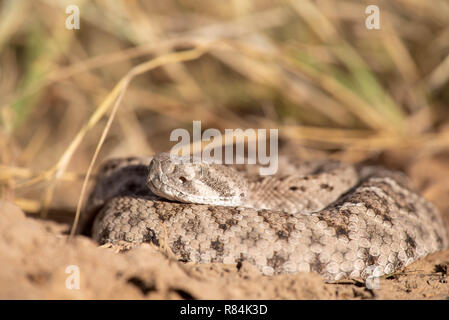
83 153 449 281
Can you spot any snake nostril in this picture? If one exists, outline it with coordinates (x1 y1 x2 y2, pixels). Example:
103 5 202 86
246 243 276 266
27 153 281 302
179 176 187 183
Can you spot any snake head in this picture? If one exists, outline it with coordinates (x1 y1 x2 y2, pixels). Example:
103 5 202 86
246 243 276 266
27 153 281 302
147 152 247 206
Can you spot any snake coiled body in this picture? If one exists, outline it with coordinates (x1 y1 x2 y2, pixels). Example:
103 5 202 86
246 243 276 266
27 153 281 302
84 153 449 281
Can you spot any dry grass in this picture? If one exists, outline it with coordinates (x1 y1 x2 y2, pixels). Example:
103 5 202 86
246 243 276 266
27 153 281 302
0 0 449 221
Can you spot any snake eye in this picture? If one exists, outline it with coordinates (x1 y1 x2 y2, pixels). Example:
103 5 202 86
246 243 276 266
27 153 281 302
179 176 187 183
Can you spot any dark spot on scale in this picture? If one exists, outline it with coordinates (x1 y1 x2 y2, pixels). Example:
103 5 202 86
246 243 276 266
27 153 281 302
143 228 159 246
267 252 286 270
114 211 122 217
435 233 444 247
211 239 224 255
289 185 307 192
340 209 352 218
98 228 110 244
219 224 228 230
366 255 378 265
405 247 415 258
226 219 238 227
277 230 289 240
381 214 393 223
395 260 404 270
404 233 416 258
172 237 189 261
312 256 324 273
320 183 334 191
335 226 348 236
405 232 416 249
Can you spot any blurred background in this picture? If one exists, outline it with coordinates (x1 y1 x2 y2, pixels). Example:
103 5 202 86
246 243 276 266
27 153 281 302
0 0 449 225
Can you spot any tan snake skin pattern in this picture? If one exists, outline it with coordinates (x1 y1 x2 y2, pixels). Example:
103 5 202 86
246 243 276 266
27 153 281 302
83 153 449 281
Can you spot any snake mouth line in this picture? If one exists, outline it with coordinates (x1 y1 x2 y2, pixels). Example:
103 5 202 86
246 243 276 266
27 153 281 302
149 176 238 206
164 183 221 204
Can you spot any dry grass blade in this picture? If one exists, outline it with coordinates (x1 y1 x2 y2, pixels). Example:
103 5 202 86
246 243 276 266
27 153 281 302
428 53 449 92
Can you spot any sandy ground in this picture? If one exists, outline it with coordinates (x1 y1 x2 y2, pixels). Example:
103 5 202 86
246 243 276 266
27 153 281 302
1 153 449 299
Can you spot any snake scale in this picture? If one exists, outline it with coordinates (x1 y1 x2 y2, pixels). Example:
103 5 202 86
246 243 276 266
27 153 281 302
83 153 449 281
